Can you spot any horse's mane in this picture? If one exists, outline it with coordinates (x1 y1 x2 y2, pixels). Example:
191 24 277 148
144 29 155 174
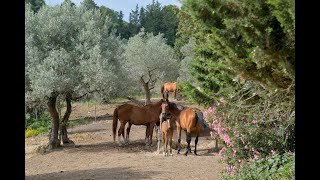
169 102 186 111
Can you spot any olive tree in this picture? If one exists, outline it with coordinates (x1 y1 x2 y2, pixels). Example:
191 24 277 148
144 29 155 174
123 28 179 104
25 2 126 149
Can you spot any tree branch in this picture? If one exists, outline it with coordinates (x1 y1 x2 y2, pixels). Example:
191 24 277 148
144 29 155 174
71 89 101 101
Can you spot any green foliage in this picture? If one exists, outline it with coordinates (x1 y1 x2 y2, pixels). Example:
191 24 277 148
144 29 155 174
177 0 295 178
224 152 295 179
25 0 46 13
25 113 51 138
125 1 180 46
178 81 212 106
123 29 179 90
81 0 98 10
25 2 126 104
26 113 51 130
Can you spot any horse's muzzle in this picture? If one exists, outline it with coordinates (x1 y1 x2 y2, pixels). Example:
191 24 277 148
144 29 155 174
161 112 167 120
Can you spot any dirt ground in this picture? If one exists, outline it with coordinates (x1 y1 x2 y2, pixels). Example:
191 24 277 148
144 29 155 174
25 98 224 180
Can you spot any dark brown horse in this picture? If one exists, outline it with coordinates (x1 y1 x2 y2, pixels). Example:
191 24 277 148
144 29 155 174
160 82 179 99
161 97 204 156
112 100 164 146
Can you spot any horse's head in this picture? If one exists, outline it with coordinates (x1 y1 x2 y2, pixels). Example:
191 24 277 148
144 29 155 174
161 98 170 120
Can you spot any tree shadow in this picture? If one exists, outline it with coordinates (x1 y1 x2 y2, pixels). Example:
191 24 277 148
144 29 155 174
61 140 159 154
25 166 162 180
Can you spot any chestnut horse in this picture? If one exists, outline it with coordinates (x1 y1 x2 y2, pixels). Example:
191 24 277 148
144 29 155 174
112 100 164 146
161 98 204 156
160 82 179 99
160 101 175 157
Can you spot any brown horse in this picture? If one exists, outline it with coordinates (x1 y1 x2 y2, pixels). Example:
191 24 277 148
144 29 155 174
161 117 174 157
112 100 164 146
160 82 179 99
161 97 204 156
160 101 175 157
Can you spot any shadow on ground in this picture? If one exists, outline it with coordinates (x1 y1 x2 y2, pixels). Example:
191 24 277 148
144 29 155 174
25 166 163 180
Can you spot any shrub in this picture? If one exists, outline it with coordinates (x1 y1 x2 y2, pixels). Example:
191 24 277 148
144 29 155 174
226 151 295 179
203 93 294 179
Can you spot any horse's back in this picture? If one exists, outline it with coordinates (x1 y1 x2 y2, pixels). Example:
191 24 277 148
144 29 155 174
179 108 201 132
163 82 177 92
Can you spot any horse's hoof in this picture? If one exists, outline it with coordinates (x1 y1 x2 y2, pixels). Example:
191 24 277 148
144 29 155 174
194 151 198 156
177 151 180 154
184 152 188 156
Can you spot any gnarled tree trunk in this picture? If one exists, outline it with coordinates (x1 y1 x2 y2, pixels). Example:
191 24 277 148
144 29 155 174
143 83 151 105
47 95 60 150
60 93 74 144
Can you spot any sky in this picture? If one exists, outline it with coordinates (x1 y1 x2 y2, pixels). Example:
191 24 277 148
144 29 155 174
45 0 182 22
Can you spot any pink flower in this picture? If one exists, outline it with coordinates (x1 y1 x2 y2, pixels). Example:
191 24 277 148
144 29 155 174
252 119 257 124
210 131 215 139
233 148 237 157
222 112 225 117
220 97 225 103
219 147 226 155
271 150 276 155
233 130 238 136
240 137 245 144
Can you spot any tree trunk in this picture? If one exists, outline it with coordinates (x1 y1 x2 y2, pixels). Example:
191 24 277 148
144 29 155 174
61 93 74 144
47 95 61 150
142 82 151 105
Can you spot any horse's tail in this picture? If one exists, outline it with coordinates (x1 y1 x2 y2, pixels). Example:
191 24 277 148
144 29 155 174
112 107 119 143
160 84 165 94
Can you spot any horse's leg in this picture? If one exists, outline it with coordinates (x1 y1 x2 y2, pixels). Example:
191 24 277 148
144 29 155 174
184 129 191 153
165 135 169 157
194 134 199 155
194 127 201 155
176 124 182 154
145 124 150 145
126 122 132 144
117 122 126 146
156 124 161 152
149 123 156 146
184 129 192 156
169 135 173 156
162 131 165 155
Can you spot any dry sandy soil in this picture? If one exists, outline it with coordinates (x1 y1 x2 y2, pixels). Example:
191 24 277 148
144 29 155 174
25 98 224 180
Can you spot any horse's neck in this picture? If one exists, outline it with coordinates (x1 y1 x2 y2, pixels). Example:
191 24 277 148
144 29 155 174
171 107 181 117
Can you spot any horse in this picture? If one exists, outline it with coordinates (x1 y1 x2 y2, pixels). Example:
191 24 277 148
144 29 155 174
161 116 174 157
160 82 180 99
160 99 176 157
161 95 205 156
112 99 164 146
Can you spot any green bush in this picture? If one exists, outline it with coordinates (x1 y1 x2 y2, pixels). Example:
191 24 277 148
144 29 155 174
25 127 48 138
225 152 295 180
203 90 294 179
25 113 51 138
